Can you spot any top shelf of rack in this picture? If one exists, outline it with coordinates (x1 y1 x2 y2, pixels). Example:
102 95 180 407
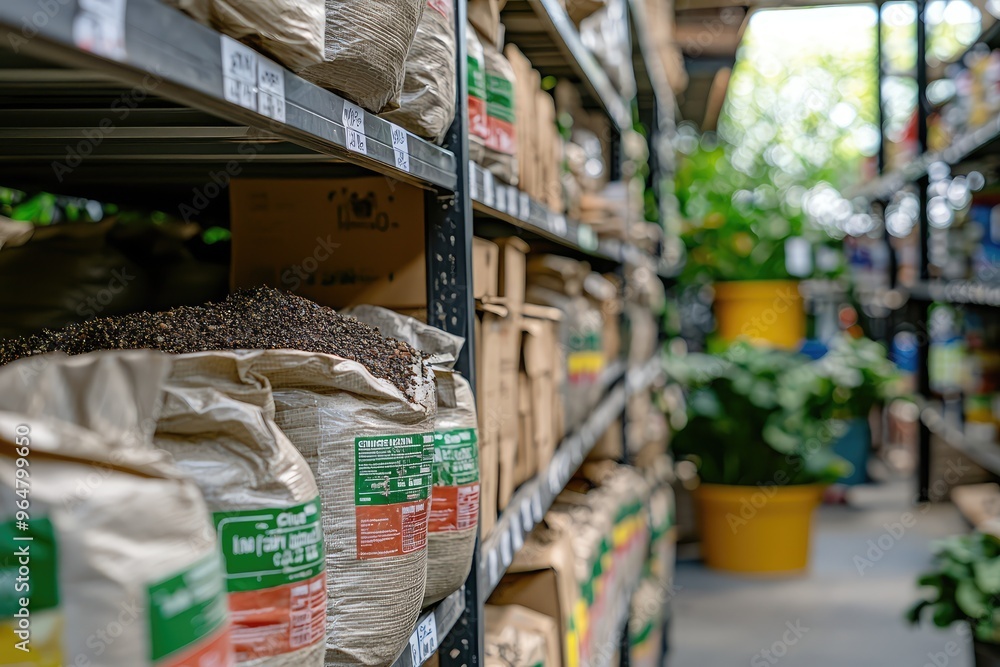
501 0 632 131
0 0 457 191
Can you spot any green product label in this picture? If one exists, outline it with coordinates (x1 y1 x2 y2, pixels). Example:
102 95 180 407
0 517 58 615
213 497 324 593
355 433 434 506
486 72 515 123
147 553 229 662
433 428 479 486
468 54 486 99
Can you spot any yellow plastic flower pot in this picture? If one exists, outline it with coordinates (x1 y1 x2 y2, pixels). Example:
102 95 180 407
713 280 804 350
693 483 824 574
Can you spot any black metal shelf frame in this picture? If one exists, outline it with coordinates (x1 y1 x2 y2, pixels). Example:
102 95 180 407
0 2 674 666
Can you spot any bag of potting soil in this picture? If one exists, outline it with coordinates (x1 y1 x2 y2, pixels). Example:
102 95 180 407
467 23 489 163
0 351 233 667
155 351 326 667
240 349 436 667
478 35 518 184
343 305 479 606
381 0 457 143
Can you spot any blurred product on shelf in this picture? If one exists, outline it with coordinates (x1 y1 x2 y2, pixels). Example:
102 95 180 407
485 604 561 667
476 298 507 537
639 0 687 94
970 195 1000 284
468 22 490 163
928 47 1000 153
163 0 325 72
480 34 519 183
381 0 458 143
712 279 805 350
565 0 606 25
527 255 605 430
579 0 636 100
343 305 480 607
492 463 651 667
156 351 327 666
0 351 233 666
230 178 427 310
495 238 529 509
518 304 565 482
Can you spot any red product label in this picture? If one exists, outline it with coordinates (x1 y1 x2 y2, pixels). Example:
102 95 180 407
159 627 233 667
228 572 326 661
469 97 488 139
486 117 516 155
427 0 452 18
428 483 480 532
356 499 429 559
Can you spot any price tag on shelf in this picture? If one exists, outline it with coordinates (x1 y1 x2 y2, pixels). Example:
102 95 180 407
578 225 598 250
531 491 543 522
220 36 257 110
408 614 438 667
494 185 507 213
483 171 495 207
469 162 479 200
508 187 518 216
256 57 286 122
73 0 127 60
342 101 367 155
548 463 562 494
520 499 533 532
551 214 567 237
500 530 512 566
511 515 524 552
519 192 531 220
389 123 410 173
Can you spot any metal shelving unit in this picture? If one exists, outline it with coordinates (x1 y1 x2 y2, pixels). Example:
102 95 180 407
0 1 673 665
921 403 1000 477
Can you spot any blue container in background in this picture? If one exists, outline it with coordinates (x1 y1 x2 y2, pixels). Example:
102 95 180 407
833 417 871 486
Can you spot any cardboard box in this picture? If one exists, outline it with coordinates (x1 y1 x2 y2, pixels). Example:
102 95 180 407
495 237 529 311
515 369 535 486
476 300 508 538
491 529 579 667
522 303 563 471
474 237 500 300
587 418 623 461
496 307 522 510
230 178 426 309
485 604 561 667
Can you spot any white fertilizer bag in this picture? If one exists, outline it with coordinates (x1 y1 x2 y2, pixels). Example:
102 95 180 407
155 351 326 667
163 0 325 73
344 305 480 606
239 349 436 667
298 0 426 113
381 0 457 143
0 351 233 667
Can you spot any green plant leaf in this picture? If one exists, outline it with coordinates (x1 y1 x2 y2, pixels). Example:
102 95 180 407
956 579 990 618
905 599 932 625
933 601 961 628
974 559 1000 595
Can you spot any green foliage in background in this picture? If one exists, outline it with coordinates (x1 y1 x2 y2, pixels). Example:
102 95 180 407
666 336 902 486
908 532 1000 643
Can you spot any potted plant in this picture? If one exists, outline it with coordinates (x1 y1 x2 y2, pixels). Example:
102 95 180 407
811 336 903 486
674 133 845 350
666 342 849 573
908 532 1000 666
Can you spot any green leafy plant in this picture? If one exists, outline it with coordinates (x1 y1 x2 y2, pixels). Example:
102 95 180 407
666 342 850 486
908 532 1000 644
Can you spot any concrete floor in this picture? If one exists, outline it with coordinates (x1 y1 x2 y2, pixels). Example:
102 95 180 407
668 482 973 667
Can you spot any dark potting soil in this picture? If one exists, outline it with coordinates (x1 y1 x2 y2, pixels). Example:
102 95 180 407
0 287 423 399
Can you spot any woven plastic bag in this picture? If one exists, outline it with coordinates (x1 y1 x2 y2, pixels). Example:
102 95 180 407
381 0 457 143
344 305 479 606
155 351 326 667
0 351 233 667
467 23 489 163
479 37 518 183
239 349 436 667
298 0 426 113
162 0 325 72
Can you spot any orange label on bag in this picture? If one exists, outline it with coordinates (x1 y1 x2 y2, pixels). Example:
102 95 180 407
429 482 480 532
159 627 233 667
486 117 516 154
356 500 429 559
469 96 488 139
229 572 326 661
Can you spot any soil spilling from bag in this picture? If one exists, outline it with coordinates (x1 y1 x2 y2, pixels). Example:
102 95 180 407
0 287 422 399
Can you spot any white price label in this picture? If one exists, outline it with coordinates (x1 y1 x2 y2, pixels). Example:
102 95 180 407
342 101 365 133
495 185 507 213
520 499 533 531
551 214 567 236
469 161 479 200
548 463 562 494
508 187 518 216
519 193 531 220
221 37 258 110
578 225 597 250
500 530 512 565
511 513 524 551
408 614 438 666
346 129 367 155
389 123 410 172
531 491 543 522
73 0 127 60
483 171 495 207
256 58 286 122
